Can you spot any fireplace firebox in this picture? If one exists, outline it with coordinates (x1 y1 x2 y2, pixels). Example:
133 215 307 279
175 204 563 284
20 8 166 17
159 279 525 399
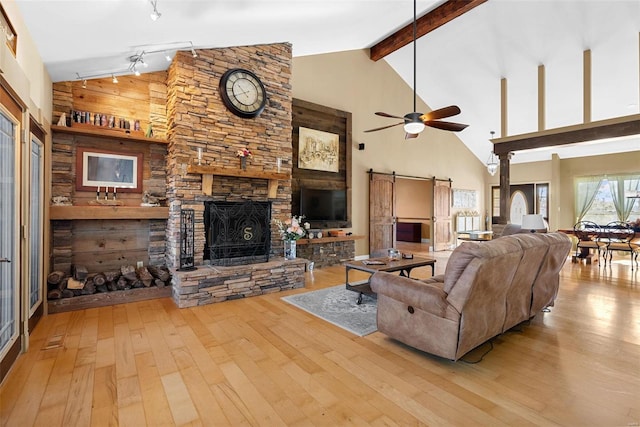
204 201 272 266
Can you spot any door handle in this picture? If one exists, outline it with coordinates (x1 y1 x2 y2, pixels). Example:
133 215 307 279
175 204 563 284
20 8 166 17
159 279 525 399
0 258 10 263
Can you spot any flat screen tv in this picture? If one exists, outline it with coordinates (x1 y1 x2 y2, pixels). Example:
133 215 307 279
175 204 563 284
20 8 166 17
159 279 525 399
299 187 347 222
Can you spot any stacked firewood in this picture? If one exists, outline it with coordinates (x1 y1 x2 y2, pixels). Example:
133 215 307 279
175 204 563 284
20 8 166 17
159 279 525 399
47 264 172 299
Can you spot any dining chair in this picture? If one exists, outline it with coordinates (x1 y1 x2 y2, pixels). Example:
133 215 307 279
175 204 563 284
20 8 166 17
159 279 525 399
602 221 639 270
573 221 607 264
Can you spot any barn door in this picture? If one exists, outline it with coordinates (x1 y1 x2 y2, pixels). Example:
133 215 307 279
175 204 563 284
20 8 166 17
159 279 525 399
369 172 396 254
432 179 452 251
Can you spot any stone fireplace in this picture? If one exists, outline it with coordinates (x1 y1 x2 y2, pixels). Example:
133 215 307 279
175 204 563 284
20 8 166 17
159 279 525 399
166 43 307 308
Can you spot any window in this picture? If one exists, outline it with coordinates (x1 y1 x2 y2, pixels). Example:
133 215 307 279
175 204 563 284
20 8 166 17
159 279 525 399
579 176 640 225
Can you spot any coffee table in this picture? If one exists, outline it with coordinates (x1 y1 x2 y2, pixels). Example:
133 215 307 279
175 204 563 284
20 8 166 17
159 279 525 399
345 256 436 304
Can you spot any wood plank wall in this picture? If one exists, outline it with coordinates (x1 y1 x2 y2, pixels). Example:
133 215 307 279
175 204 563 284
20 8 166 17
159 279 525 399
291 98 352 229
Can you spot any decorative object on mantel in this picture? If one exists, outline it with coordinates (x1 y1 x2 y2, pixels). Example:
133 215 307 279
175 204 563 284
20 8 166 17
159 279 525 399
236 147 252 170
145 123 153 138
141 191 166 207
178 208 197 271
274 215 310 260
51 196 72 206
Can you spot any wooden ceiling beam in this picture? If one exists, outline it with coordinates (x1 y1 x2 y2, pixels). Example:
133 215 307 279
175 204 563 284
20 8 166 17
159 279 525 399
369 0 488 62
492 114 640 156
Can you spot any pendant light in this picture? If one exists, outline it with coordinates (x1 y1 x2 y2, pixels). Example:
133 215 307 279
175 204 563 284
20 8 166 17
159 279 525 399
486 131 498 176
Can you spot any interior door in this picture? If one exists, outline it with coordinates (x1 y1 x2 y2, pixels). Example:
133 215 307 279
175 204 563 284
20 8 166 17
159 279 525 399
432 179 452 251
28 130 45 329
0 106 20 382
369 172 396 254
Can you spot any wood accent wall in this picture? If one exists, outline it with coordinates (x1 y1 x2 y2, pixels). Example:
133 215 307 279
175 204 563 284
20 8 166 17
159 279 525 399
291 98 352 229
50 72 168 274
52 73 168 139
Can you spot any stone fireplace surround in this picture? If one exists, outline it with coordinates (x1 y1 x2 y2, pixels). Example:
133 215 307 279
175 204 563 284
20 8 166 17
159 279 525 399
166 43 306 308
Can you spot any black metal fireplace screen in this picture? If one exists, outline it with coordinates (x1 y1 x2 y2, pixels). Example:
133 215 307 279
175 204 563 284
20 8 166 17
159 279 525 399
204 201 271 266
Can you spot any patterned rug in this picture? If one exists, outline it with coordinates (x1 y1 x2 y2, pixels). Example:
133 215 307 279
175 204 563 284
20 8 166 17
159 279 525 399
282 284 377 336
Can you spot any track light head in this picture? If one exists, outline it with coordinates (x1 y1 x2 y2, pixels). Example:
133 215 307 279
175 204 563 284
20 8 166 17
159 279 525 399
191 48 198 58
112 74 118 84
82 79 87 88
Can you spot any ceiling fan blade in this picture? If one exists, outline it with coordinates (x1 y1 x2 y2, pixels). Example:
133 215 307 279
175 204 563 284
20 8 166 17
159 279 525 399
405 132 419 139
364 122 404 133
419 105 461 122
375 112 404 119
425 120 469 132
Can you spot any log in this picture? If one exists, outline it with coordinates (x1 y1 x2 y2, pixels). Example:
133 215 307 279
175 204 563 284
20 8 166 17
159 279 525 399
72 264 89 280
48 289 62 299
104 271 120 282
82 279 96 295
116 277 128 290
121 265 137 281
93 273 107 286
96 284 108 293
148 265 171 282
61 289 74 298
107 282 118 292
136 267 154 287
47 271 66 286
131 279 144 289
154 279 165 288
67 277 85 290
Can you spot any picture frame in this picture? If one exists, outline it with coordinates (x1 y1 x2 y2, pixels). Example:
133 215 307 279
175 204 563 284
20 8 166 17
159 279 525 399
452 188 477 209
298 126 339 173
76 147 143 192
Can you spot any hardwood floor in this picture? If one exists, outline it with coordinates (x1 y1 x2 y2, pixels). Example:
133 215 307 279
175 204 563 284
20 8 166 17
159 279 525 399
2 246 639 426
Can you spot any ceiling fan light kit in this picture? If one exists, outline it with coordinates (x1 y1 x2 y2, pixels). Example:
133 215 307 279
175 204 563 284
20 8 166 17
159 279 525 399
364 0 468 139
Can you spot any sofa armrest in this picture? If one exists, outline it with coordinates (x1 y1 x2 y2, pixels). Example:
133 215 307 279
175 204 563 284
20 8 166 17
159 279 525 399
370 271 454 318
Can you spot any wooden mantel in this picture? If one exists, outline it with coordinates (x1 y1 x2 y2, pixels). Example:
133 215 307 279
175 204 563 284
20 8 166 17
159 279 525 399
187 164 290 198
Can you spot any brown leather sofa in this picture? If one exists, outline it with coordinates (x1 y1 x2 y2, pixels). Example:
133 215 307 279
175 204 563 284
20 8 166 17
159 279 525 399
370 232 571 361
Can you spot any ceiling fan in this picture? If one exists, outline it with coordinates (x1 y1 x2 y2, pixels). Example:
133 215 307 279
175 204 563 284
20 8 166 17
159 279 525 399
364 0 468 139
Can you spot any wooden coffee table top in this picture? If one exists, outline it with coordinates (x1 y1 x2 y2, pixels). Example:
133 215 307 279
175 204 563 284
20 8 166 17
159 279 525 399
345 256 436 275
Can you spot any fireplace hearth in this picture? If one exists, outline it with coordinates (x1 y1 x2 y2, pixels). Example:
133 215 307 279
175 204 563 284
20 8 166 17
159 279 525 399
204 201 272 266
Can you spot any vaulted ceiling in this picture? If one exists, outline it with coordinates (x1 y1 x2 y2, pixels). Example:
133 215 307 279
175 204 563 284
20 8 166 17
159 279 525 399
15 0 640 165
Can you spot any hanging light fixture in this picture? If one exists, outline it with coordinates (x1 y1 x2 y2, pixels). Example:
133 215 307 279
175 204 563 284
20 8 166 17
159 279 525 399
149 0 161 21
486 131 498 176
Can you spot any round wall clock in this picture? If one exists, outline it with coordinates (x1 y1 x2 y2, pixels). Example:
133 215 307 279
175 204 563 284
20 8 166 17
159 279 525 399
219 68 267 118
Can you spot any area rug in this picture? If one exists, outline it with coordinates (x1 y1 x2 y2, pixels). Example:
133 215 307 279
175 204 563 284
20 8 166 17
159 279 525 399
281 284 377 336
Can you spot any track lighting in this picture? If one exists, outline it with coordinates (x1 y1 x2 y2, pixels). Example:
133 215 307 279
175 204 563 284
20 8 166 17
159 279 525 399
149 0 161 21
74 42 195 82
82 79 87 88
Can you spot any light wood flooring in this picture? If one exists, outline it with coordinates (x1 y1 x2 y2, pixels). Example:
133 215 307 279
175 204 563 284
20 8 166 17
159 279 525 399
1 244 639 426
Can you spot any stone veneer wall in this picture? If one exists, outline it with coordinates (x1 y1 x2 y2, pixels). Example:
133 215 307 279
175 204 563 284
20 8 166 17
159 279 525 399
166 44 303 307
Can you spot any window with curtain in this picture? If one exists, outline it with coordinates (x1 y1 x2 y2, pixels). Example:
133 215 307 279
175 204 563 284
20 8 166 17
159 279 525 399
579 175 640 225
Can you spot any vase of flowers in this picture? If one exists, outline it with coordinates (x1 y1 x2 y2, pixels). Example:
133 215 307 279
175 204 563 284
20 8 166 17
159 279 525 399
237 147 252 170
274 215 309 260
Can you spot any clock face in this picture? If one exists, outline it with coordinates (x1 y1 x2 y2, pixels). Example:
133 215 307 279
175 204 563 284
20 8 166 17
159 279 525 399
219 68 267 118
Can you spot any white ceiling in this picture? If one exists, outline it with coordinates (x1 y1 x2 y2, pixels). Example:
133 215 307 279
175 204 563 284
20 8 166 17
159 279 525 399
15 0 640 165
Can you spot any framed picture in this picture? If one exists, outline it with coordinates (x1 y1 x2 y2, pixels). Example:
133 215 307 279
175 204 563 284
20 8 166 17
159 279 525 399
76 147 143 192
452 189 477 209
298 126 339 173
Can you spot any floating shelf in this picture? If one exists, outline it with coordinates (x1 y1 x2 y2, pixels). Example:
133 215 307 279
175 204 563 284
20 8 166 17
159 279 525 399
51 124 168 145
297 235 364 245
187 164 290 198
50 205 169 220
